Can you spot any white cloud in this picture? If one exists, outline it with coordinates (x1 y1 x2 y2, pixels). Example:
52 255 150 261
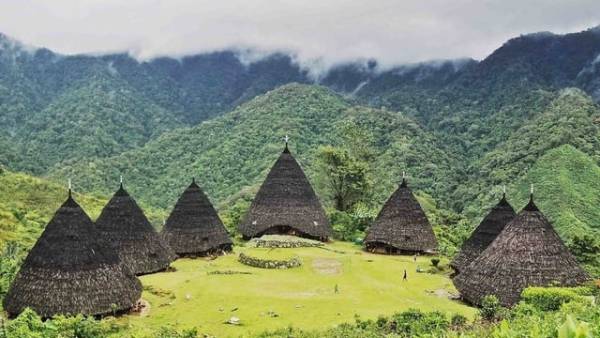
0 0 598 69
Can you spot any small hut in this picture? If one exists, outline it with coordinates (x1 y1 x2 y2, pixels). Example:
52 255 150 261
239 141 331 241
161 179 232 256
453 194 589 307
364 177 437 254
3 190 142 318
95 182 176 275
451 192 516 275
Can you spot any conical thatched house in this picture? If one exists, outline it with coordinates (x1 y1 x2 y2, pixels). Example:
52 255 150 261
364 178 437 254
95 183 176 275
239 143 331 241
161 179 232 256
451 193 516 275
3 190 142 318
453 195 589 307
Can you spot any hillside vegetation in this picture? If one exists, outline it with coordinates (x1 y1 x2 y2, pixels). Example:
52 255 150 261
51 84 460 211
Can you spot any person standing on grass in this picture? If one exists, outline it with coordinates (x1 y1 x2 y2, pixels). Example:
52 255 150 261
403 269 408 281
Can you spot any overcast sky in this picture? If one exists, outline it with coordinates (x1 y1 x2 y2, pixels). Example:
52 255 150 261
1 0 599 70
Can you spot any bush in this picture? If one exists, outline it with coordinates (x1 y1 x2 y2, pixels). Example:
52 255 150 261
450 313 467 328
390 309 449 337
431 258 440 267
521 287 590 311
480 295 502 321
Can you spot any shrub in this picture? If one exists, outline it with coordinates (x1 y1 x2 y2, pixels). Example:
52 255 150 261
390 309 449 337
450 313 467 328
557 315 593 338
431 258 440 267
480 295 502 321
521 287 589 311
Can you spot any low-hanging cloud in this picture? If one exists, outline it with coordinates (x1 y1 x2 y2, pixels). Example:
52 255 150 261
1 0 599 70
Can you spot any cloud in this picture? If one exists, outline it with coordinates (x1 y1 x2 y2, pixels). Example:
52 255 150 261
0 0 598 69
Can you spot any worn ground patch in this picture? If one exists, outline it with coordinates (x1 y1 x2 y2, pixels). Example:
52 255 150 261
312 258 342 275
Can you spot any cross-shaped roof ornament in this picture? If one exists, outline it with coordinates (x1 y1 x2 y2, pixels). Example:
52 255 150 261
284 135 289 144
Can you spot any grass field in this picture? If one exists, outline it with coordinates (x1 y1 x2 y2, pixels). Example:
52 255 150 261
120 241 476 337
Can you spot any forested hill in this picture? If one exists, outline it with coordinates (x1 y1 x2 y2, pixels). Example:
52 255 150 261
2 27 600 175
51 84 461 211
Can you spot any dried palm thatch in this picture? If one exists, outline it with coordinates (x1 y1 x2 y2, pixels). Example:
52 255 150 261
95 184 176 275
3 191 142 318
453 196 590 307
161 179 232 256
451 194 516 275
364 178 437 254
239 145 331 241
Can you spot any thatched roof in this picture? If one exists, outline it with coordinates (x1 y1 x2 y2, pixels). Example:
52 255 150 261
3 191 142 317
364 178 437 254
95 184 176 275
161 179 232 256
239 144 331 241
453 195 590 307
451 194 516 274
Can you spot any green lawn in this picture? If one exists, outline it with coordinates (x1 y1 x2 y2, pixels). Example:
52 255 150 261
120 242 475 337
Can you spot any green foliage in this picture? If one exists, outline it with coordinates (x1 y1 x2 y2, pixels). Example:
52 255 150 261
149 326 198 338
521 287 591 311
558 315 593 338
480 295 502 321
0 242 25 298
390 309 450 337
316 145 372 211
450 313 467 328
568 235 600 277
328 204 376 241
1 308 117 338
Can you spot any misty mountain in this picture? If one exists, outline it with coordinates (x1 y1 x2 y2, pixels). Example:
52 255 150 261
1 26 600 176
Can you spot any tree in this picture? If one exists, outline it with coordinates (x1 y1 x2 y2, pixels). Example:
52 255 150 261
317 146 372 211
316 121 375 212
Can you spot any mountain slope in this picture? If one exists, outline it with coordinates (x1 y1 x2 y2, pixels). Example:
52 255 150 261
460 88 600 216
15 74 183 173
0 167 106 247
50 84 460 211
511 144 600 239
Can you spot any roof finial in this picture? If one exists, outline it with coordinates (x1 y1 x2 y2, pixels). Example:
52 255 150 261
192 177 196 184
119 175 123 188
502 184 506 197
68 178 72 198
524 183 538 211
400 171 407 187
283 134 290 153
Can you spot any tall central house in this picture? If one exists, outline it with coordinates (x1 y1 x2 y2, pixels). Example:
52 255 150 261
364 177 437 254
239 141 332 241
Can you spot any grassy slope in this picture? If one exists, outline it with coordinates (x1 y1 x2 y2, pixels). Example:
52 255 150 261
0 167 166 249
121 242 475 337
510 144 600 238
